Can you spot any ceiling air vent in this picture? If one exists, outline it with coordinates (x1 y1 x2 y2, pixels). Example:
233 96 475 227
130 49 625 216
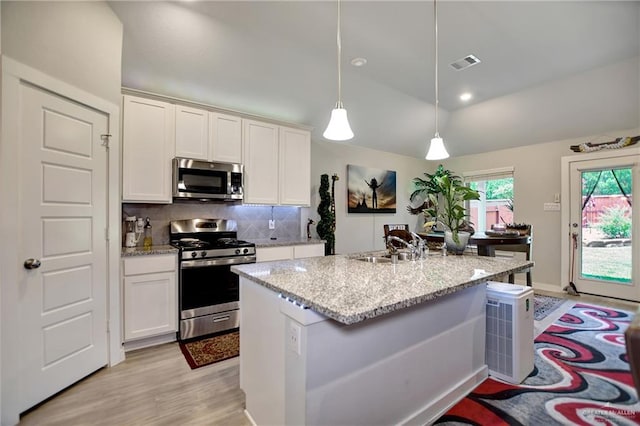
449 54 481 71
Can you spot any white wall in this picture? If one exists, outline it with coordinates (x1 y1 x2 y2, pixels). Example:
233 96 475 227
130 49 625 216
440 128 640 290
308 140 430 254
1 1 122 106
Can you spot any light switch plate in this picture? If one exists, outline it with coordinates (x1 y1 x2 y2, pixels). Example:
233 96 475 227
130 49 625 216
543 203 561 211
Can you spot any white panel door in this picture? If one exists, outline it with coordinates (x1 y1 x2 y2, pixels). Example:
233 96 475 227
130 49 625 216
19 83 108 411
243 120 279 204
210 112 242 163
279 126 311 206
175 105 209 160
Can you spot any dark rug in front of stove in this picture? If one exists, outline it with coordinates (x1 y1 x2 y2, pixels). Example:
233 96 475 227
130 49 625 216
179 331 239 369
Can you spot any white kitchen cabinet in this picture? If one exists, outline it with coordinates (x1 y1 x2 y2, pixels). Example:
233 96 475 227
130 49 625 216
123 254 178 341
175 104 209 160
294 243 325 258
256 243 325 262
122 95 175 203
243 120 311 206
256 246 294 262
210 112 242 163
243 119 280 204
279 126 311 206
175 108 242 164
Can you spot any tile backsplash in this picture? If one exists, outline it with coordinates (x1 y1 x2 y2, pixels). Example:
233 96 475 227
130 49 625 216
122 203 302 245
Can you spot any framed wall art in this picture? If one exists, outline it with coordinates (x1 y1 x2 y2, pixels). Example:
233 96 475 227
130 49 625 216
347 164 396 213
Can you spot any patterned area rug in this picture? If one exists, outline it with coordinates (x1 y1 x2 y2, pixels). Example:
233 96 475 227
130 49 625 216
534 294 566 321
179 331 239 369
437 303 640 425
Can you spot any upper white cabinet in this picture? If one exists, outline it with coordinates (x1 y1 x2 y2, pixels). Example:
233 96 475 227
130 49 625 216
122 92 309 206
210 112 243 164
175 107 243 164
243 121 311 206
175 105 209 160
279 126 311 206
243 119 280 205
122 95 175 203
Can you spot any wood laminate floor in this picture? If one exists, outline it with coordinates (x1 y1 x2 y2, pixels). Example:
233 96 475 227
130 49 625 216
20 343 250 426
19 291 639 426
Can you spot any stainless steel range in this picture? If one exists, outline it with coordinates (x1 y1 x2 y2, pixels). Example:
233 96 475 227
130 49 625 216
170 219 256 340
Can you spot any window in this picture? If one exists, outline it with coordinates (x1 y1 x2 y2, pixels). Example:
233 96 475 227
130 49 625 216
464 167 514 233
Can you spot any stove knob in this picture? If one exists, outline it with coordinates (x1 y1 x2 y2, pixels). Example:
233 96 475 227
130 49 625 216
235 249 241 255
243 248 249 254
190 252 197 258
200 251 207 258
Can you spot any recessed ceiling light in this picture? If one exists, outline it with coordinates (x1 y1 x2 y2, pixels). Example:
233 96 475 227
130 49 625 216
460 93 472 102
351 57 367 67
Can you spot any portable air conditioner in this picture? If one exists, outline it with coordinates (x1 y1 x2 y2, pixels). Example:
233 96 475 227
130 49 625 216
485 281 535 384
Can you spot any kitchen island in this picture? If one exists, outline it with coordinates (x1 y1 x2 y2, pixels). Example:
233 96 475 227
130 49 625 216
232 252 533 425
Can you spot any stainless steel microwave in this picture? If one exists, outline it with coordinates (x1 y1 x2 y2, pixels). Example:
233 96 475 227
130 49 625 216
173 157 243 201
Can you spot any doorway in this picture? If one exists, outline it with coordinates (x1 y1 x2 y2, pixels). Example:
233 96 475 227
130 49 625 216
565 154 639 301
1 58 123 425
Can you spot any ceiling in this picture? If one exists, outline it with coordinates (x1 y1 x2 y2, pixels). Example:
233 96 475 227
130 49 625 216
109 1 640 159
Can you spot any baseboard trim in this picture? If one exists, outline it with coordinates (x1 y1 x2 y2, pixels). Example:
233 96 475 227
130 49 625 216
123 333 177 352
400 365 488 425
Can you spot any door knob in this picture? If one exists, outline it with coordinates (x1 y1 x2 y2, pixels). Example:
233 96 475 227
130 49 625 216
24 258 41 270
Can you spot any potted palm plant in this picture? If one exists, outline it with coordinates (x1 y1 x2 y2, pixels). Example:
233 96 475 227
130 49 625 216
423 173 480 254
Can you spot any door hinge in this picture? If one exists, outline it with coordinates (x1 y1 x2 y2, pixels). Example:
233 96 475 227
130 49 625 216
105 227 109 241
100 134 111 149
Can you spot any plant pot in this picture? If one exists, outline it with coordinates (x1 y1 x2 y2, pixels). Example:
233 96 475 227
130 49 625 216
444 231 470 255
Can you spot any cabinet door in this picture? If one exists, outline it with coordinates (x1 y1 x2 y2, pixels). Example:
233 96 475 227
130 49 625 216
279 126 311 206
175 105 209 160
243 120 279 204
210 112 242 163
122 95 175 203
124 271 177 341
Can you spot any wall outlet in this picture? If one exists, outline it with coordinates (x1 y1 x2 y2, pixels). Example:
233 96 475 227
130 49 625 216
269 220 275 229
288 322 302 355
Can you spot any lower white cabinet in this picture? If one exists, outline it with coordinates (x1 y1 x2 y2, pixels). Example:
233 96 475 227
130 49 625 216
123 254 178 341
256 243 325 262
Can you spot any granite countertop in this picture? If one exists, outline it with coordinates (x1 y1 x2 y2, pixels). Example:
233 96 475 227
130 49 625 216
231 251 533 325
250 238 326 248
121 245 178 257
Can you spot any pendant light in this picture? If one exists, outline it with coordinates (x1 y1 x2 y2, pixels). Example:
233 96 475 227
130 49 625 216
426 0 449 160
323 0 354 141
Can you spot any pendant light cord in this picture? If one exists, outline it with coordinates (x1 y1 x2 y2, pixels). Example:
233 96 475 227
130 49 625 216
434 0 439 137
336 0 343 108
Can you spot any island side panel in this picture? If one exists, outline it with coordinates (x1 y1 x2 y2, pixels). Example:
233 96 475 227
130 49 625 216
239 278 286 425
284 284 488 426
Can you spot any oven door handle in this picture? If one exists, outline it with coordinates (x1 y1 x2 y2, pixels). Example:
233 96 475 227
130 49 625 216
181 255 256 268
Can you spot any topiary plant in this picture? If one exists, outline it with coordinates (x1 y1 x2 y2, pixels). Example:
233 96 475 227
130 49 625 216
317 174 335 255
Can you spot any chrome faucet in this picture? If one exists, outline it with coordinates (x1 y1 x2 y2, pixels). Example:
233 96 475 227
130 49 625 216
386 236 416 260
410 232 427 260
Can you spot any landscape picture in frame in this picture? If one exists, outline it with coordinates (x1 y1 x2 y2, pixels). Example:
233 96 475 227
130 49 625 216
347 165 397 213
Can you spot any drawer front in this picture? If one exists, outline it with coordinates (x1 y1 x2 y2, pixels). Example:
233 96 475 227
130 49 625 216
123 254 177 276
293 243 325 259
256 246 293 262
180 310 240 340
